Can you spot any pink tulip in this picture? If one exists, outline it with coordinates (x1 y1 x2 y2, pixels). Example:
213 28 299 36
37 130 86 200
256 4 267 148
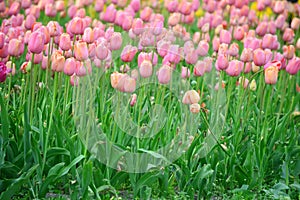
283 45 295 60
226 60 243 76
196 40 209 56
74 41 89 61
64 57 76 76
101 5 117 23
26 52 43 64
219 29 232 44
51 51 65 72
25 14 36 30
28 31 45 54
167 1 178 12
140 7 153 22
185 50 198 65
0 33 4 49
0 43 8 58
253 48 267 66
21 0 31 9
212 37 220 52
70 74 79 86
157 65 172 84
233 26 244 41
227 43 239 57
59 33 71 51
182 90 200 104
45 4 57 17
109 32 122 50
138 51 158 67
130 0 140 12
121 45 138 62
132 18 144 35
264 66 278 85
240 48 253 62
8 2 21 16
181 66 190 79
82 27 94 43
130 93 137 106
69 17 85 35
139 60 153 78
96 43 109 60
291 18 300 30
282 28 294 43
8 39 24 57
216 54 229 70
286 57 300 75
194 60 206 76
255 22 268 37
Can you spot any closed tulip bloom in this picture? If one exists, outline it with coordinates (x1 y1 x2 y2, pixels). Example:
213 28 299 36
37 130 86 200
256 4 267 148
253 49 266 66
51 51 65 72
121 45 138 62
273 1 285 14
68 5 77 18
179 1 192 15
120 64 130 73
74 41 89 61
286 57 300 75
28 31 45 54
249 79 257 91
212 37 220 52
275 14 285 29
240 48 253 62
264 49 273 63
109 32 122 50
25 14 36 30
70 74 79 86
111 72 124 89
157 65 172 84
264 66 278 84
121 15 133 31
185 50 198 65
196 40 209 56
45 4 57 17
181 66 190 79
268 21 276 35
96 43 109 60
0 43 8 58
237 77 249 89
226 60 243 76
82 27 94 43
0 62 8 82
194 60 206 76
167 1 178 12
69 17 85 35
228 43 239 57
139 60 153 78
282 28 294 43
219 29 232 44
296 38 300 49
132 18 144 35
216 54 229 70
291 18 300 30
26 52 43 64
244 62 252 73
64 57 76 76
255 22 268 37
262 34 278 50
21 0 31 9
138 51 158 67
140 7 152 22
8 2 21 16
59 33 71 51
130 0 140 12
100 5 116 23
130 93 137 106
8 39 24 57
190 103 200 114
47 21 61 37
122 76 136 93
233 26 244 41
283 45 295 60
182 90 200 104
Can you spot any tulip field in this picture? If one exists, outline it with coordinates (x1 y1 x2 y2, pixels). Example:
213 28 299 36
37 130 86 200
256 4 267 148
1 0 300 199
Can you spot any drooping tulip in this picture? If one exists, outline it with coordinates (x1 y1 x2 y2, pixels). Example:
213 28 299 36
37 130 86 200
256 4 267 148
182 90 200 104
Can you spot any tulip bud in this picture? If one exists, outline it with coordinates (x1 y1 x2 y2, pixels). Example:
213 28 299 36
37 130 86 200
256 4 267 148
283 45 295 60
51 51 65 72
190 103 200 114
219 29 232 44
157 65 172 84
82 27 94 44
181 66 190 79
69 17 85 35
130 93 137 106
194 60 206 76
291 18 300 30
121 45 138 62
233 26 244 41
109 32 122 50
70 74 79 86
282 28 294 43
240 48 253 62
8 39 24 57
286 57 300 75
249 79 257 91
216 54 229 70
253 48 266 66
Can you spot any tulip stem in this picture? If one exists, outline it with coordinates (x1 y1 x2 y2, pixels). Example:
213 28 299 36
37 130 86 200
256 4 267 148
63 76 70 123
29 53 35 124
42 72 59 173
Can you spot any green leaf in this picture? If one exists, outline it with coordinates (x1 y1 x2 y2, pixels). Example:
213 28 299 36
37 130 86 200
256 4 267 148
57 155 85 177
273 182 289 191
82 161 93 196
46 147 71 159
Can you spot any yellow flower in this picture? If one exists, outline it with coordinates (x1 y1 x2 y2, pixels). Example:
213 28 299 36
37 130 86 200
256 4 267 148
195 8 204 17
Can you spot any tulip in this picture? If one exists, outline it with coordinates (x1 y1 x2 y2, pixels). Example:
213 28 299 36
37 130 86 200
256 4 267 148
194 60 206 76
226 60 243 77
68 5 77 19
286 57 300 75
237 77 249 89
283 45 295 60
216 54 229 70
219 30 232 44
109 32 122 51
179 1 192 15
262 34 279 50
264 66 278 85
28 31 45 54
100 5 117 23
291 18 300 30
249 79 257 91
120 64 130 73
190 103 200 114
51 51 65 72
240 48 253 62
181 66 190 79
132 18 144 35
185 50 198 65
8 39 24 57
253 49 266 66
0 62 8 82
70 74 79 86
182 90 200 105
59 33 71 51
82 27 94 44
282 28 294 43
0 43 8 59
122 15 133 31
228 43 239 57
212 37 220 52
74 41 89 61
140 7 152 22
21 0 31 9
196 40 209 56
296 38 300 49
233 26 244 41
45 4 57 17
0 33 4 49
9 2 21 16
121 45 138 63
139 60 153 78
69 17 85 35
255 22 268 37
26 52 43 64
130 93 137 107
167 1 178 12
96 43 109 60
157 65 172 84
25 14 36 30
130 0 140 12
